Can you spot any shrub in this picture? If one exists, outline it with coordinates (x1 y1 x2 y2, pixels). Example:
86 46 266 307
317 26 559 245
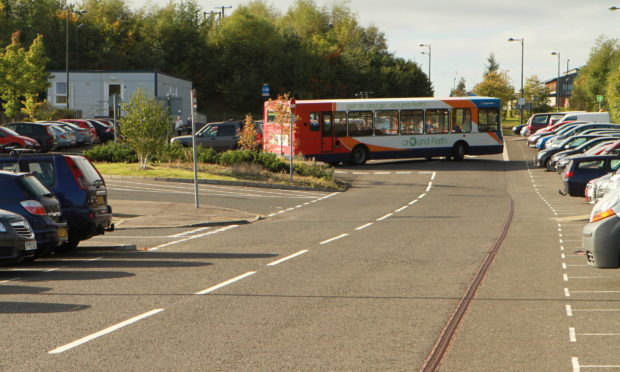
197 147 219 164
217 149 257 166
294 161 332 179
157 142 191 163
255 152 288 173
83 142 137 163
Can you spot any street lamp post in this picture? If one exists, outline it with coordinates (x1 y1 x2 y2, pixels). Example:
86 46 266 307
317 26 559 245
551 51 561 112
419 43 431 89
75 23 83 70
508 37 524 124
65 5 86 111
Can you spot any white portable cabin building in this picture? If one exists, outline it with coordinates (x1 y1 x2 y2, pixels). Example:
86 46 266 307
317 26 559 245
47 70 193 120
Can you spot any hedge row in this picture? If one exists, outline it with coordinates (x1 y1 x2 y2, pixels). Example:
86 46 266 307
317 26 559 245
83 142 333 179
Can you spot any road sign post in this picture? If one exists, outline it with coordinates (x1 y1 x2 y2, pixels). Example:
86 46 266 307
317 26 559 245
289 98 296 185
191 89 199 208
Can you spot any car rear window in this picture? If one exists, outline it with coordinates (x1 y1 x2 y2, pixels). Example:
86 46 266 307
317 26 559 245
577 160 604 170
19 174 52 198
70 156 102 184
22 161 55 189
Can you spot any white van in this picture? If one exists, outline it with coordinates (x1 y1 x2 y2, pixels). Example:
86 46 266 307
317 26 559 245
557 112 611 124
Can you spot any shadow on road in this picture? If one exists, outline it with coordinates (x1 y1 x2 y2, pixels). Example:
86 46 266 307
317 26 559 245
0 301 89 314
0 284 51 295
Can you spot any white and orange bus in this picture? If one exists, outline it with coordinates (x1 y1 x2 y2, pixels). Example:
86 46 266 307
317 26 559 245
262 97 504 165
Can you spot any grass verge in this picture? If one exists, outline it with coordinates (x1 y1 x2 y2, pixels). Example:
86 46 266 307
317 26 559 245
94 162 346 190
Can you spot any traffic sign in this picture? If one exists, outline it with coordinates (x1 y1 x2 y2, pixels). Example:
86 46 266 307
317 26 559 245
261 83 270 98
597 95 604 103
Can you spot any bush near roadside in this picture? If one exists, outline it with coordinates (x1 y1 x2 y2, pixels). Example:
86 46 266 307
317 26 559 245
83 142 333 180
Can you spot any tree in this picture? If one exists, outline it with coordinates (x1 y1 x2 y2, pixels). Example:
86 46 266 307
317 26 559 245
571 37 620 111
450 77 467 97
606 64 620 124
485 53 500 75
523 75 551 113
238 114 259 151
0 31 49 120
119 89 172 169
473 71 515 117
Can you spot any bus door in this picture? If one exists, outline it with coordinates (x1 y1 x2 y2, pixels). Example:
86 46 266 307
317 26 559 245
321 112 334 152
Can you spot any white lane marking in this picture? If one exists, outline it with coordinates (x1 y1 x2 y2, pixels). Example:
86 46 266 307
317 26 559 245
267 213 277 217
267 250 308 266
148 225 238 251
46 267 63 272
396 171 412 175
431 171 436 181
355 223 373 231
318 192 339 201
49 309 165 354
169 227 211 238
319 233 349 245
195 271 256 295
564 288 571 297
408 200 418 205
419 193 427 199
562 263 567 269
425 183 432 192
0 278 21 284
572 357 579 372
569 327 577 342
395 206 408 213
566 305 573 316
564 274 568 281
286 208 295 211
374 171 390 175
295 205 303 208
377 213 393 221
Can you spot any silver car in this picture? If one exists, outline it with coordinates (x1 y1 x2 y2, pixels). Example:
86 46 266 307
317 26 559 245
170 120 243 152
583 191 620 267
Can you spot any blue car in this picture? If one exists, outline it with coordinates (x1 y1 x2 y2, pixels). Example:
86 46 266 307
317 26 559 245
0 171 67 257
561 155 620 197
0 154 113 250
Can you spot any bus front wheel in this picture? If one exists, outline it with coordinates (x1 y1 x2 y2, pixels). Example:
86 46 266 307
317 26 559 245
451 143 466 161
350 146 368 166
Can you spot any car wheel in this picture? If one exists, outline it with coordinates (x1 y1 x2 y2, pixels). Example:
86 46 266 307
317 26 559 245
56 239 80 252
451 142 466 161
350 145 368 166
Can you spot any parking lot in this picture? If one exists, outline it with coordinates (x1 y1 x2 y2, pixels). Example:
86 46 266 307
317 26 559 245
509 135 620 370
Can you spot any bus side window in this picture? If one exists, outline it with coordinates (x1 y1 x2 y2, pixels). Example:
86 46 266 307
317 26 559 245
426 109 449 134
375 110 398 136
334 112 347 137
478 108 499 132
452 108 472 133
309 113 320 131
348 111 373 137
400 110 424 134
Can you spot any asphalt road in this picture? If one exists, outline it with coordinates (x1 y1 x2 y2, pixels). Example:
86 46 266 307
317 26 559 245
1 137 617 371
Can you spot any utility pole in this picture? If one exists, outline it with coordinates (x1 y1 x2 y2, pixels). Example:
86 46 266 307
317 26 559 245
215 6 232 21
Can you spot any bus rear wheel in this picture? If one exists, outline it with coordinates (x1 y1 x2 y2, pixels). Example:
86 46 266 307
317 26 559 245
350 146 368 166
451 143 466 161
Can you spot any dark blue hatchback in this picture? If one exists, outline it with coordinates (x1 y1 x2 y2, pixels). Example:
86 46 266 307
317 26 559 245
0 154 113 250
0 171 67 256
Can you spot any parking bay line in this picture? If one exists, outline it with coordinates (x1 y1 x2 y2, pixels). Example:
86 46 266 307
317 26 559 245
148 225 239 251
195 271 256 295
48 309 165 354
267 250 308 266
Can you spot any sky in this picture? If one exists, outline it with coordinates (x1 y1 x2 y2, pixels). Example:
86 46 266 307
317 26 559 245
127 0 620 97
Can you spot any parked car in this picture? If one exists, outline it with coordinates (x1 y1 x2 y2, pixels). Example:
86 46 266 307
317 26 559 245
535 135 618 168
583 190 620 267
560 155 620 197
170 120 245 151
525 112 580 136
0 126 39 150
49 125 73 149
544 123 620 149
0 208 37 264
512 124 526 135
547 137 620 172
86 119 115 142
59 119 98 144
556 111 611 124
532 122 586 149
4 122 58 152
0 154 113 250
556 140 620 173
0 170 67 256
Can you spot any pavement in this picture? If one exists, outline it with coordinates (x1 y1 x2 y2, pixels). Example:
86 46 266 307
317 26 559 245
109 199 261 229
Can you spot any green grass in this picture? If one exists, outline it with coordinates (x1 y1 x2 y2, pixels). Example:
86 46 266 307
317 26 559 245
94 161 345 190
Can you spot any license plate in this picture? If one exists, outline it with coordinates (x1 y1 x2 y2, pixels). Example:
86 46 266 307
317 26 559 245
58 227 68 240
25 240 37 251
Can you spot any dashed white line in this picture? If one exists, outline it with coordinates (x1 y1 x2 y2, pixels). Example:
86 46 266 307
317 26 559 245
355 223 373 230
48 308 165 354
319 233 349 245
569 327 577 342
169 226 211 238
566 304 573 316
377 213 393 221
395 206 408 213
419 193 427 199
148 225 239 251
195 271 256 295
408 200 418 205
565 288 571 297
425 183 432 192
267 250 308 266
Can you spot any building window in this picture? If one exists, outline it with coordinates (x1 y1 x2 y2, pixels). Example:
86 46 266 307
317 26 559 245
56 82 67 104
